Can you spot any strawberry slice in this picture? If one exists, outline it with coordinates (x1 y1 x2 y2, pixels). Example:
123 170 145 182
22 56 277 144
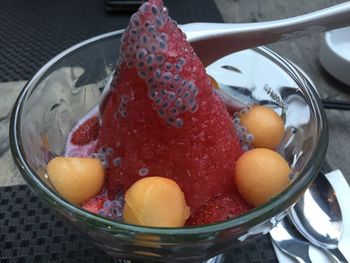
82 194 107 214
186 194 253 226
97 0 244 210
71 116 100 146
82 190 124 220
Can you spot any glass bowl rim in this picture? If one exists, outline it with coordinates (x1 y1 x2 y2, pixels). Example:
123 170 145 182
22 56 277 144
9 30 329 236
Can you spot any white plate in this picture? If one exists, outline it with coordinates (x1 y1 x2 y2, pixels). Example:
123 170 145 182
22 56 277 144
319 27 350 86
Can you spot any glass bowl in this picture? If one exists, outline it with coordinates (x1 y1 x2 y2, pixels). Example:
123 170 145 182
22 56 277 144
10 30 328 263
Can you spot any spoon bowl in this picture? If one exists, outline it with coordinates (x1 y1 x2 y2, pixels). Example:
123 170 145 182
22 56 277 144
270 216 313 263
289 172 348 262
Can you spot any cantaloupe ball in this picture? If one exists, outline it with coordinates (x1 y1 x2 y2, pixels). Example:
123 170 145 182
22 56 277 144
47 157 105 205
208 74 220 90
239 105 284 149
235 148 291 206
123 176 190 227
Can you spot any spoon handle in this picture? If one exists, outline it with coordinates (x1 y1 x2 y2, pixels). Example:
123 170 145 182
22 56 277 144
326 247 348 263
182 2 350 65
322 99 350 111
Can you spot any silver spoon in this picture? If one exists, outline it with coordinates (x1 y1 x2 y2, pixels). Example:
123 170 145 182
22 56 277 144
289 172 347 263
182 2 350 66
270 216 313 263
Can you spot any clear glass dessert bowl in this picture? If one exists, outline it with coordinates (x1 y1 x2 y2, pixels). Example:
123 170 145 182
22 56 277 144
10 30 328 263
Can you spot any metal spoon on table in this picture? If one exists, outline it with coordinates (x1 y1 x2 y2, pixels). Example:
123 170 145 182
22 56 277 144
270 216 313 263
182 2 350 66
289 172 348 263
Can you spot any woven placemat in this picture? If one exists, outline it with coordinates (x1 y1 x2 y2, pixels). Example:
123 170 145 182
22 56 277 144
0 185 112 263
0 0 223 82
0 185 277 263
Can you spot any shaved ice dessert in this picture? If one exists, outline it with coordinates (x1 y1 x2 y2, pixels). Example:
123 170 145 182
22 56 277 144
46 0 291 227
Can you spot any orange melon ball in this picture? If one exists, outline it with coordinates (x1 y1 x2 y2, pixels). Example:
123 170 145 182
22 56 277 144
47 157 105 205
208 74 220 90
239 105 284 149
123 176 190 227
235 148 291 206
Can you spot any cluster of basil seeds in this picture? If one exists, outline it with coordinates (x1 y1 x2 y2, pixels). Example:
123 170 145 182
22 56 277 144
116 1 199 128
233 107 254 152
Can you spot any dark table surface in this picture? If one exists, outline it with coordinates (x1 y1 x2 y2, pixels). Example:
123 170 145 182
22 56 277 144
1 0 349 262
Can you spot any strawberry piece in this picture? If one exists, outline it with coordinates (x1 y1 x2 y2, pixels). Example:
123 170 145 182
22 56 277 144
82 190 125 220
186 194 253 226
82 194 107 214
71 116 99 146
97 0 244 209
